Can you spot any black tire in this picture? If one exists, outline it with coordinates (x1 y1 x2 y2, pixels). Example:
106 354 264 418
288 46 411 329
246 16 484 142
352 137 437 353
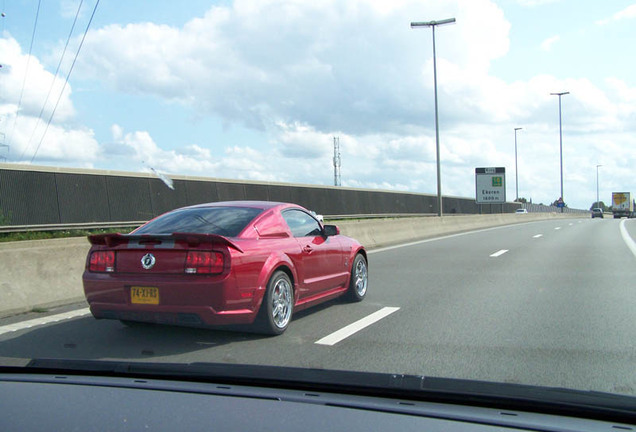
254 271 294 335
346 254 368 302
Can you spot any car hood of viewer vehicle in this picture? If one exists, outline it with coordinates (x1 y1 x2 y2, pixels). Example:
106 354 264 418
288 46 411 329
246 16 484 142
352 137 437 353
3 358 636 425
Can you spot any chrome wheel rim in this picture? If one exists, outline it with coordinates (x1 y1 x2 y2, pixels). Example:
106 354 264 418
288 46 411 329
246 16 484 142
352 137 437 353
271 277 292 329
354 258 368 297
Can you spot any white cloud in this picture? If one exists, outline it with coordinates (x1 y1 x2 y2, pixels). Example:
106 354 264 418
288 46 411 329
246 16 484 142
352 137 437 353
0 37 75 121
597 4 636 25
106 125 280 182
60 0 85 20
2 113 99 164
540 35 560 52
515 0 560 6
0 36 96 164
75 0 510 135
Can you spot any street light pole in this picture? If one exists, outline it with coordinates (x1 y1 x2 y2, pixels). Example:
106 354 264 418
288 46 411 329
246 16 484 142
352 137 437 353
596 164 602 208
411 18 456 217
514 127 522 202
550 91 569 212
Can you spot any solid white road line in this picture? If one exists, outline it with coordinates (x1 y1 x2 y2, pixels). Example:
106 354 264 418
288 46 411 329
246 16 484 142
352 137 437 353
315 307 400 346
489 249 508 257
0 308 91 336
533 234 543 238
619 219 636 260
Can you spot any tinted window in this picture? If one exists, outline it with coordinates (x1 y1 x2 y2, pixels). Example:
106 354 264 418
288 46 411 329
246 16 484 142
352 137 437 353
134 207 262 237
282 209 322 237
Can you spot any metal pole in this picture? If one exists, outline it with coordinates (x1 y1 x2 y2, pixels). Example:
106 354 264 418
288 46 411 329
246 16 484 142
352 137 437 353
514 127 522 202
411 18 455 217
596 164 602 208
431 25 442 216
551 92 568 213
558 97 563 211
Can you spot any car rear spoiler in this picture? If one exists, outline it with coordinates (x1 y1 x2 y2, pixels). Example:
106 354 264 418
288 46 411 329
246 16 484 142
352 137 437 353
87 232 244 253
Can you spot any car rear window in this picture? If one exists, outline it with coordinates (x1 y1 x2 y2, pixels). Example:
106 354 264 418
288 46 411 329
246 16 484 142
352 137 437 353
134 207 263 237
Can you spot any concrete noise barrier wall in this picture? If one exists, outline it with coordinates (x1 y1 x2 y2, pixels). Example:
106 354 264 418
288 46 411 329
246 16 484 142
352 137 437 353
0 164 523 226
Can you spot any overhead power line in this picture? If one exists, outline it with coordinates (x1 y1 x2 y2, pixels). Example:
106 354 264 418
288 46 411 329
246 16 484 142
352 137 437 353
20 0 84 161
30 0 100 163
7 0 42 151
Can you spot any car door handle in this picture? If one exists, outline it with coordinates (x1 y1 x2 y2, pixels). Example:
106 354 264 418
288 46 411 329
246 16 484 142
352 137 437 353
303 245 313 254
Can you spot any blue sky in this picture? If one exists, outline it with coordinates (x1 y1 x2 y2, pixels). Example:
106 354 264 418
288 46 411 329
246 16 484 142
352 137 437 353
1 0 635 209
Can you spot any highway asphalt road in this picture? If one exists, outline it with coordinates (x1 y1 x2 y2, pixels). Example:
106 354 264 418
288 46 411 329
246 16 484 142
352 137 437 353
1 217 636 396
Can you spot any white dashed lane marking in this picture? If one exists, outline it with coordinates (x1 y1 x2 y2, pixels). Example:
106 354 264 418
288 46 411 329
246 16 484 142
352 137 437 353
0 308 91 336
315 307 400 346
489 249 508 258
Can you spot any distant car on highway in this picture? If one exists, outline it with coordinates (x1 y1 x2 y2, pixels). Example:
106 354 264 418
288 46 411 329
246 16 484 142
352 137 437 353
515 208 528 214
82 201 367 335
591 208 604 218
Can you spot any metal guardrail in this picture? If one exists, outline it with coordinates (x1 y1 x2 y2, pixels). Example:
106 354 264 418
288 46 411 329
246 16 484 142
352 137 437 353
324 213 436 220
0 215 440 233
0 221 146 234
0 209 588 234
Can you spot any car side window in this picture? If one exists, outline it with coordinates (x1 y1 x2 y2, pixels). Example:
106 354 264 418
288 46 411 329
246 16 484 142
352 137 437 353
282 209 322 237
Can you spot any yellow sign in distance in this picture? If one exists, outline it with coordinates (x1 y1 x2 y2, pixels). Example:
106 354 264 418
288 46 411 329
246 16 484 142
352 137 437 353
614 193 627 205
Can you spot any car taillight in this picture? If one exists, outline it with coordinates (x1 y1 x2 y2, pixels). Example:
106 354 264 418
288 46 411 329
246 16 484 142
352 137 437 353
185 251 224 274
89 251 115 273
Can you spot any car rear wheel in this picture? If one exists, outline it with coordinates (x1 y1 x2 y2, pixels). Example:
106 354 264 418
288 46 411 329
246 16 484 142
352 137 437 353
346 254 368 302
255 270 294 335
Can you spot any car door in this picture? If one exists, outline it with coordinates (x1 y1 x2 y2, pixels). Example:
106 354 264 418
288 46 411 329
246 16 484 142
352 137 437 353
281 209 347 299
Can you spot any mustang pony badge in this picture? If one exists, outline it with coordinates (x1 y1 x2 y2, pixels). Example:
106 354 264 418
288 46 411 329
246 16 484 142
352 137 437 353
141 253 156 270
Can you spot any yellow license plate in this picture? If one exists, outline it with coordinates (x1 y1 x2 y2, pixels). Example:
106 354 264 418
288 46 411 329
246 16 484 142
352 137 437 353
131 286 159 305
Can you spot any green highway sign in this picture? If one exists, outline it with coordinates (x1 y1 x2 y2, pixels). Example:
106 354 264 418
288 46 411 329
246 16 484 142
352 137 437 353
476 167 506 204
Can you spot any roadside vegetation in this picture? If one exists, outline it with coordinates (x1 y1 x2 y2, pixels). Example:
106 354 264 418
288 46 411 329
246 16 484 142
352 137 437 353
0 227 137 243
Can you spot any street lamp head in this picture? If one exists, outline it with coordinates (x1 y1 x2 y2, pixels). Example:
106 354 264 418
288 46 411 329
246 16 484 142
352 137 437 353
411 18 456 28
550 91 570 96
514 127 523 131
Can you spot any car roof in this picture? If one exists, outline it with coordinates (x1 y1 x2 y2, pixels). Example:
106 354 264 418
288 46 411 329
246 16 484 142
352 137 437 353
184 201 296 211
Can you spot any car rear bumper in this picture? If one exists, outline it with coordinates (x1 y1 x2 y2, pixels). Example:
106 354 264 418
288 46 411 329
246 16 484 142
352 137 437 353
89 303 258 326
83 272 261 326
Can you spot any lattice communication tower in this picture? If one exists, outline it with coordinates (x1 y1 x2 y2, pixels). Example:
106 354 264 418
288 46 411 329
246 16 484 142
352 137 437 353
333 136 341 186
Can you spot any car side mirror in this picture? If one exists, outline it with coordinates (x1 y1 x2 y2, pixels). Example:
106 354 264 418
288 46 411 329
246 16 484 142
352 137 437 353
323 225 340 237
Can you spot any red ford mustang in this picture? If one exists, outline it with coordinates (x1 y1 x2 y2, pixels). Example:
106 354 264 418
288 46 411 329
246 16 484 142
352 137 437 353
82 201 368 335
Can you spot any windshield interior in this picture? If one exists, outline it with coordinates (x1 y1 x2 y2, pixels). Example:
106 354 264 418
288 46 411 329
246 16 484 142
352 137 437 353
1 0 636 420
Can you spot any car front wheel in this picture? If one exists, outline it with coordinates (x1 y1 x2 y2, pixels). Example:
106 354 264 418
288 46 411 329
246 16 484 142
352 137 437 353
346 254 368 302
